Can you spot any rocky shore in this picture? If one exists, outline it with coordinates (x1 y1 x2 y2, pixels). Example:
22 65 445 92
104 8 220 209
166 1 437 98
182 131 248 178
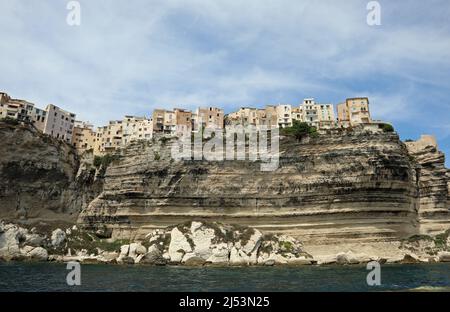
1 220 450 266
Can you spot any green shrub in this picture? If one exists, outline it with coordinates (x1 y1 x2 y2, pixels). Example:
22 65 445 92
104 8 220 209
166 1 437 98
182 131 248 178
93 154 120 169
381 123 394 132
281 120 318 141
0 117 19 126
159 137 170 145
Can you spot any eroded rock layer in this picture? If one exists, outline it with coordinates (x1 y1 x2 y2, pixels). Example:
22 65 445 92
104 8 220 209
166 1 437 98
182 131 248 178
0 122 101 222
78 130 448 243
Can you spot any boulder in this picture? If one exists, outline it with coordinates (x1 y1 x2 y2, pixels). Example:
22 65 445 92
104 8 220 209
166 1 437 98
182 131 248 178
229 247 248 265
0 225 22 260
336 251 370 265
264 259 275 266
168 227 192 263
206 243 230 264
399 254 421 264
183 255 206 266
268 254 288 265
120 245 129 256
141 245 167 265
98 251 118 263
25 234 45 247
190 221 203 233
121 256 135 265
135 244 147 255
438 251 450 262
241 230 262 255
28 247 48 261
51 229 66 247
191 226 215 259
135 254 145 264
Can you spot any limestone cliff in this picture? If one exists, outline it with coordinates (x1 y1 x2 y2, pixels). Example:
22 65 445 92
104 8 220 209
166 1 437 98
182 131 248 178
0 121 101 223
78 128 450 244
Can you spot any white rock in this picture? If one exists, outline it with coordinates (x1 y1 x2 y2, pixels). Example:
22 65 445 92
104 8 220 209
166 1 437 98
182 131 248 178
268 253 288 264
241 229 262 255
51 229 66 247
25 233 45 247
128 243 137 258
191 227 215 259
229 247 248 265
135 254 145 264
190 221 203 233
135 244 147 255
28 247 48 261
336 251 370 265
206 243 230 264
168 227 192 263
120 245 129 256
0 225 22 259
21 245 35 255
438 251 450 262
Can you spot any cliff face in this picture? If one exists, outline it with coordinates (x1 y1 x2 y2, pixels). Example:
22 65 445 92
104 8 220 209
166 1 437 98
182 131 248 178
0 122 100 222
78 129 449 243
405 136 450 234
2 121 448 246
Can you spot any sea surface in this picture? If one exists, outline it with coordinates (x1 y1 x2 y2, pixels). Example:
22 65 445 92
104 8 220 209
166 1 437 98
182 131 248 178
1 262 450 292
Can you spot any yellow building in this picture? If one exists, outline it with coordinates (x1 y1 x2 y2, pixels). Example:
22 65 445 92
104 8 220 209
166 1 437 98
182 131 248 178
337 97 371 126
95 120 123 155
73 121 97 154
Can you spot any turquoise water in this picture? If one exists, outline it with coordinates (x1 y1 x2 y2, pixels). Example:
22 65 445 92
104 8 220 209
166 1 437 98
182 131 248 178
0 262 450 292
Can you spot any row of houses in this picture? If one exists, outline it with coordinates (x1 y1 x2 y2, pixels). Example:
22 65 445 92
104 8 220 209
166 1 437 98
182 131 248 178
0 92 76 144
227 97 371 129
72 107 225 155
1 91 374 157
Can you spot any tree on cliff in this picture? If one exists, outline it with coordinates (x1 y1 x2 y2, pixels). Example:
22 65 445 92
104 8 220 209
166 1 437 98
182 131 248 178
282 120 318 141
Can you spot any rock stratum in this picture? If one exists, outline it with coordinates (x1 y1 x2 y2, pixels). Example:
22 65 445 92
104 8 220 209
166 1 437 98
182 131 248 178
1 121 450 264
78 130 450 244
0 122 102 223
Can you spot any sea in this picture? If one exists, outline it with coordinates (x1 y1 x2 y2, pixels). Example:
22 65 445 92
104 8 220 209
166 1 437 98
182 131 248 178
1 262 450 292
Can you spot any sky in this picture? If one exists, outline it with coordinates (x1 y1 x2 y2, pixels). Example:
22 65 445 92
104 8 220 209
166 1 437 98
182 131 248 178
0 0 449 166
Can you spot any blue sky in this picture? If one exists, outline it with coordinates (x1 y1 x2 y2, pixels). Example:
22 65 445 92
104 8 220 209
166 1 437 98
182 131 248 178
0 0 449 166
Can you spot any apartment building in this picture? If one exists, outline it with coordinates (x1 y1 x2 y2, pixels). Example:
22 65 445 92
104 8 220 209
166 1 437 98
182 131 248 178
174 108 192 135
72 121 96 154
257 106 278 128
193 107 224 131
163 110 176 134
95 120 123 155
228 107 258 126
299 98 335 128
0 97 35 122
276 104 292 128
337 97 371 126
122 116 153 145
41 104 76 143
31 107 47 132
227 106 278 128
152 109 165 132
